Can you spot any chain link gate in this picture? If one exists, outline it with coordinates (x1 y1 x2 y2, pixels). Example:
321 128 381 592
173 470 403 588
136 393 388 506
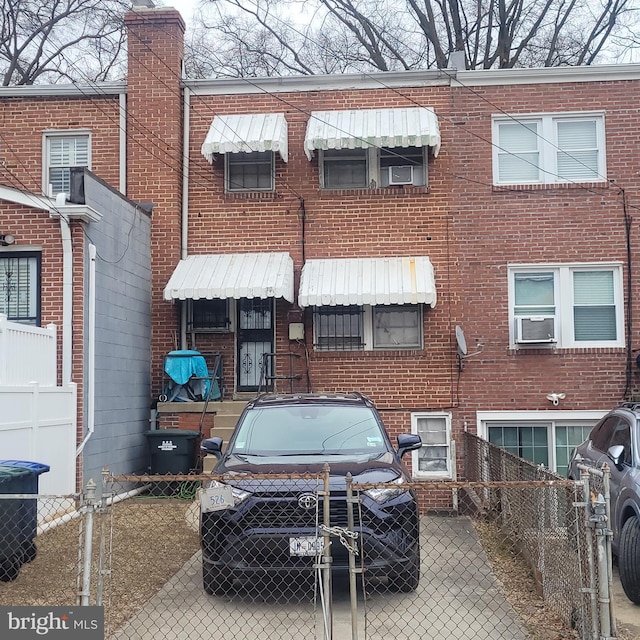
0 467 622 640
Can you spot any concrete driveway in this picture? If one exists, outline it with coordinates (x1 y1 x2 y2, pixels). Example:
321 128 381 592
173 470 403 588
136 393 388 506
110 515 529 640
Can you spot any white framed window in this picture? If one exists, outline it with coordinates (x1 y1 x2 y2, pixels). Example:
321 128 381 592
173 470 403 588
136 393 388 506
43 131 90 197
313 304 423 351
320 147 427 189
411 412 453 479
477 411 606 475
493 113 605 185
188 299 233 333
0 252 41 326
225 152 274 192
508 263 624 349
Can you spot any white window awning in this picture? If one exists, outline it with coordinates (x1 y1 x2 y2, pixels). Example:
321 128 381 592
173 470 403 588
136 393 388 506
304 107 440 160
298 257 436 308
201 113 288 163
164 252 294 302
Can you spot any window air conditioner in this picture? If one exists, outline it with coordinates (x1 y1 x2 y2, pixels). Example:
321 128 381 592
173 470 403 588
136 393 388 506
515 316 556 344
388 165 414 185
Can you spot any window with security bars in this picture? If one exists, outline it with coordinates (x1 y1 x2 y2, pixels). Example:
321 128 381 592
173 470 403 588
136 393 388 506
46 134 89 197
509 264 622 348
493 114 605 185
313 306 364 351
226 152 274 191
0 253 40 325
188 299 230 332
411 413 452 478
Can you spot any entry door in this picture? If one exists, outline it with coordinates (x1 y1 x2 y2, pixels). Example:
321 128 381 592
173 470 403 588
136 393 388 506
237 298 274 392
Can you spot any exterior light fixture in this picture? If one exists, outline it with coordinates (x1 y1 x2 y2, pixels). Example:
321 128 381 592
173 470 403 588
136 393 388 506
0 234 15 246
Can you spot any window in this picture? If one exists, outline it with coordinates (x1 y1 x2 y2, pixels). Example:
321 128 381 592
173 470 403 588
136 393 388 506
373 305 421 348
314 306 364 351
411 413 453 479
225 152 274 192
44 133 90 197
493 113 605 185
0 252 40 325
188 299 232 332
320 147 427 189
313 304 423 351
509 264 623 348
479 413 603 475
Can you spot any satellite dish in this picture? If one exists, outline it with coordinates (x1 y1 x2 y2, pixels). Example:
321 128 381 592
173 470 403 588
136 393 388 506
455 326 468 357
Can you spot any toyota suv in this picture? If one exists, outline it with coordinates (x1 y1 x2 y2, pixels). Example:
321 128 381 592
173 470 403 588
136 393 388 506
568 403 640 603
199 393 422 596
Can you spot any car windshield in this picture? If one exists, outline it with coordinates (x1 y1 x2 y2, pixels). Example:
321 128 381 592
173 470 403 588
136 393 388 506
230 405 388 456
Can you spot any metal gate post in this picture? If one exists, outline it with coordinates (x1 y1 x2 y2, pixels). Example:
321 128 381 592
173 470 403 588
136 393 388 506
580 468 599 640
602 465 617 638
345 473 358 640
321 463 333 640
79 478 97 606
95 468 111 607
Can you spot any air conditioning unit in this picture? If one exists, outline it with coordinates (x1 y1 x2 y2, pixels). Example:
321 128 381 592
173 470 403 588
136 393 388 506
388 165 414 185
515 316 556 344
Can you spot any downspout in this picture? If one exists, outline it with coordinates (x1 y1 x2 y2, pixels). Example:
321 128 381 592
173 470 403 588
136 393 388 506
76 243 96 456
180 86 191 349
59 215 73 385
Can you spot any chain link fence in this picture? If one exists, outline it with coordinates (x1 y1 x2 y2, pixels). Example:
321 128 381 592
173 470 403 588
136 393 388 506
0 439 620 640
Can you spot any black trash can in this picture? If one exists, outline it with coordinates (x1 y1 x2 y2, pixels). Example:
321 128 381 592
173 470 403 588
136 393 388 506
0 463 48 582
145 430 200 474
0 460 50 567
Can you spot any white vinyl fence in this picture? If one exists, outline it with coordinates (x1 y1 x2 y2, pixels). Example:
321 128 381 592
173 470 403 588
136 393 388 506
0 315 76 496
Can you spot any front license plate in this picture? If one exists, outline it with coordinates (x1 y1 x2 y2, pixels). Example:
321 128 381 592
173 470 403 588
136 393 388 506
200 486 234 513
289 536 324 556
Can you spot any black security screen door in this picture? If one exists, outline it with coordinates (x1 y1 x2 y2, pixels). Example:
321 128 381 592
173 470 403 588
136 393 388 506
237 298 274 391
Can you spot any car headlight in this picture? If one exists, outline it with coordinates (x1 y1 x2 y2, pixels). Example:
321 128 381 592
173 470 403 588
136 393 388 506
364 477 407 504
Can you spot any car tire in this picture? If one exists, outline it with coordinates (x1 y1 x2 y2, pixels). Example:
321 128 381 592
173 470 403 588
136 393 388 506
203 563 232 597
619 516 640 604
22 540 37 563
390 552 420 593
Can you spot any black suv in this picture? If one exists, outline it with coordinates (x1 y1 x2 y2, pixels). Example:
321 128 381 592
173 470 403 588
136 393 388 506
200 393 422 596
568 403 640 603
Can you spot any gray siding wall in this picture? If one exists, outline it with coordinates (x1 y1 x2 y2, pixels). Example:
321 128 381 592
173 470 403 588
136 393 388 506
82 174 152 483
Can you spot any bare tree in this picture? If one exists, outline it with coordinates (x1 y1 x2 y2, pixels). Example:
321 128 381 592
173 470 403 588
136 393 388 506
0 0 129 86
189 0 638 77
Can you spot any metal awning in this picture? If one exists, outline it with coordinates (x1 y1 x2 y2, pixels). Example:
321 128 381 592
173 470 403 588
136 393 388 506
163 252 294 302
303 107 440 160
298 257 436 308
201 113 288 163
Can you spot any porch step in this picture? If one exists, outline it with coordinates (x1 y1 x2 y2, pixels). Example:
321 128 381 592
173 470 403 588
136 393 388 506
210 400 248 440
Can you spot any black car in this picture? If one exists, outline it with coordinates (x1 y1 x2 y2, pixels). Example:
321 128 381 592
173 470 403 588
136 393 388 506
199 392 422 596
568 403 640 603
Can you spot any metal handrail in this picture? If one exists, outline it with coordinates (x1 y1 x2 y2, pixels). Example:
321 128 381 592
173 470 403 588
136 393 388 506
256 352 303 395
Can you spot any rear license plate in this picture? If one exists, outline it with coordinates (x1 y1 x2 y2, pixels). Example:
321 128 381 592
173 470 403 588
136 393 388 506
289 536 324 556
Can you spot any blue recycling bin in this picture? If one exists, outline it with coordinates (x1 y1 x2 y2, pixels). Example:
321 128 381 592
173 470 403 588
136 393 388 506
0 460 49 581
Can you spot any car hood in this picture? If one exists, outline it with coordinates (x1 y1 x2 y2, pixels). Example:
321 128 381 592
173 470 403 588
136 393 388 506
213 452 404 488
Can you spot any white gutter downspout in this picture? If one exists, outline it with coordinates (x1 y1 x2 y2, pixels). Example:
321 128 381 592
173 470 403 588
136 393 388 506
180 86 191 349
76 243 96 456
59 213 73 385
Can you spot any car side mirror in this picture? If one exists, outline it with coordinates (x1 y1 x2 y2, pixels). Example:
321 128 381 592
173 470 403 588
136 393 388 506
397 433 422 459
201 436 223 459
608 444 625 468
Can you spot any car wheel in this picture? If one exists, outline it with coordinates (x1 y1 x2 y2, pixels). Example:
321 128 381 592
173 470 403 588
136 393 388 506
0 557 21 582
619 516 640 604
390 553 420 593
203 563 232 597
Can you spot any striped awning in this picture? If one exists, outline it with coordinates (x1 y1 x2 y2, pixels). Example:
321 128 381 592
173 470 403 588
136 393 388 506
298 257 436 308
201 113 288 162
163 253 294 302
304 107 440 160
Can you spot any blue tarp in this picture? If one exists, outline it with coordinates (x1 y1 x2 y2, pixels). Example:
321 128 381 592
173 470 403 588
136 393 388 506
163 350 221 402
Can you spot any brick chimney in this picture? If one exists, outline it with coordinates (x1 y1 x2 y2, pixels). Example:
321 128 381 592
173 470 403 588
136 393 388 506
125 6 185 393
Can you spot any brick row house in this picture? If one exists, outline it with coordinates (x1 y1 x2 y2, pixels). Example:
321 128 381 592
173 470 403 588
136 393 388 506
1 4 639 491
